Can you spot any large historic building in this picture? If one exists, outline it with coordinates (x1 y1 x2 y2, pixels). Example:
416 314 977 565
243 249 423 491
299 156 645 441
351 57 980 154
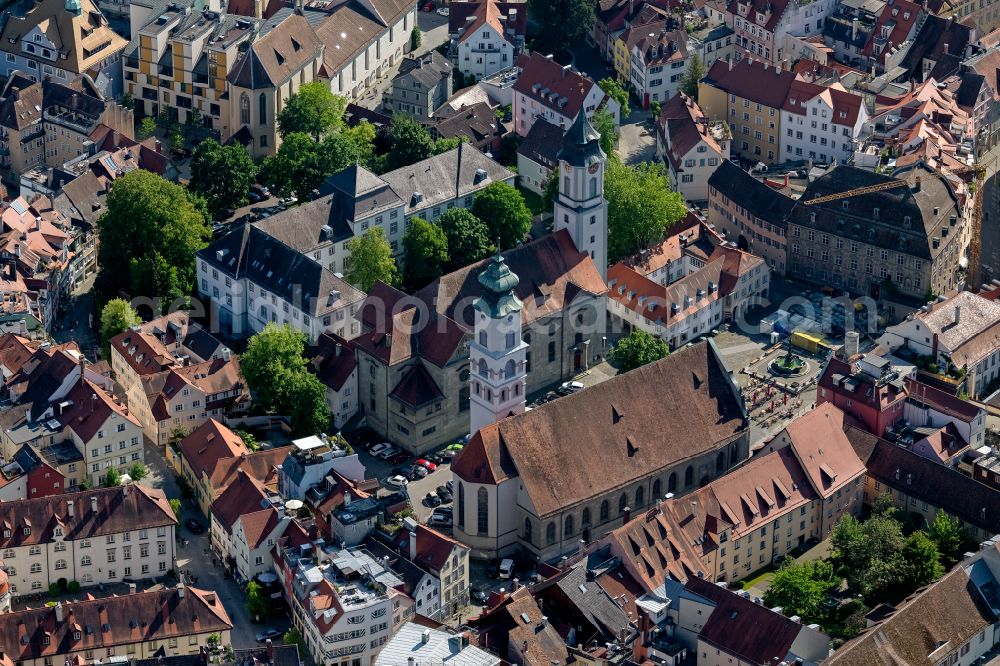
451 339 749 561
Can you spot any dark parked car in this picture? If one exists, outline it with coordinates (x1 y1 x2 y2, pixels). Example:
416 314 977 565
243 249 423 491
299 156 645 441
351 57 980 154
186 518 205 534
248 190 265 203
255 628 282 642
438 490 453 503
425 492 442 507
387 452 410 465
435 485 449 497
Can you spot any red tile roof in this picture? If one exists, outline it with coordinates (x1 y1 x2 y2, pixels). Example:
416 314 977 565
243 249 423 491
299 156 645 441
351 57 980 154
57 377 141 443
393 524 467 573
782 80 865 126
0 485 175 549
0 585 231 661
703 57 798 110
239 507 283 549
726 0 791 32
658 94 727 170
778 402 867 498
448 0 527 45
179 419 249 482
513 52 599 119
211 469 271 533
862 0 922 62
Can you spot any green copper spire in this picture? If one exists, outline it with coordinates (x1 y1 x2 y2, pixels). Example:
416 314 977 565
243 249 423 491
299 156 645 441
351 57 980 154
473 250 522 318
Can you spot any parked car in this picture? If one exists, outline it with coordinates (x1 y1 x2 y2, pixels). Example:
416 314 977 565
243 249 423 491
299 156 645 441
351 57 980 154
470 588 489 603
435 485 449 498
369 442 393 457
438 490 453 503
560 381 585 392
255 628 282 643
387 452 410 465
425 492 442 507
416 459 437 472
436 6 449 14
186 518 205 534
410 465 429 479
498 558 515 579
248 190 265 203
426 453 445 465
428 511 452 526
384 475 409 490
377 446 402 460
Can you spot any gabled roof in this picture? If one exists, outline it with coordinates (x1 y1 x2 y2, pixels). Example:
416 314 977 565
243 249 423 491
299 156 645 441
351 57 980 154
782 80 865 127
389 363 444 408
179 419 248 482
707 160 795 227
0 485 175 549
228 12 323 89
861 0 922 62
453 341 746 517
311 332 357 391
686 577 808 662
846 426 1000 534
779 402 866 498
0 585 231 660
725 0 791 32
210 469 271 533
416 229 607 331
702 57 797 110
825 561 997 666
657 93 728 169
517 118 565 169
238 506 284 549
392 524 467 573
513 52 598 119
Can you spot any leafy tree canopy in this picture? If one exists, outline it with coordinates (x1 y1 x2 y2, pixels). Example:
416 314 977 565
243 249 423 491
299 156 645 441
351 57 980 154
189 139 258 219
402 217 449 292
593 108 617 156
95 170 211 308
346 227 399 291
470 181 532 250
438 208 493 271
386 114 436 171
608 329 668 374
605 157 686 263
528 0 595 52
100 298 141 360
598 77 630 117
277 82 346 140
763 558 837 622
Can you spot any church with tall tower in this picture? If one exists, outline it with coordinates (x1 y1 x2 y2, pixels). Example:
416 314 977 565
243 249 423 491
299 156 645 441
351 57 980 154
469 250 528 435
553 111 609 282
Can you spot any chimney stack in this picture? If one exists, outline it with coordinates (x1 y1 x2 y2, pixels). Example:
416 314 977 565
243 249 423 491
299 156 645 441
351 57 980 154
54 602 63 623
90 497 98 514
623 505 631 522
67 500 74 518
177 583 185 598
955 305 961 324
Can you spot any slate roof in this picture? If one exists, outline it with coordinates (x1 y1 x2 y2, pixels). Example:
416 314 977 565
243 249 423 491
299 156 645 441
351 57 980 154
431 101 504 150
707 160 795 228
0 485 175 549
788 163 958 261
389 363 444 408
0 586 231 661
847 426 1000 533
550 564 633 638
393 51 452 88
517 118 566 169
452 341 746 517
311 332 357 391
198 224 364 318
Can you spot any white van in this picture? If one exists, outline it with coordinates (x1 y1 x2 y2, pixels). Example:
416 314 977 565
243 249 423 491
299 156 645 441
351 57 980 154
498 558 515 579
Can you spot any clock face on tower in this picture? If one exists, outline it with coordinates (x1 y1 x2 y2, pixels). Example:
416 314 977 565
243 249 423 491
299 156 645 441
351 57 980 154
588 163 599 174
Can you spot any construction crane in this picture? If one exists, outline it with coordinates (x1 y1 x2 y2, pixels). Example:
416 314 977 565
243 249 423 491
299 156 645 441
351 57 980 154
801 178 909 206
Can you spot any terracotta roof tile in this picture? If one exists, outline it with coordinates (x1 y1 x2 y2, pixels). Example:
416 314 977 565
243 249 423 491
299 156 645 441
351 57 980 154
513 52 599 119
179 419 249 482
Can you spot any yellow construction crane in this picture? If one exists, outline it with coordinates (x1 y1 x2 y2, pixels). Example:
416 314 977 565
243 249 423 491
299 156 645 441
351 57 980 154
801 178 909 205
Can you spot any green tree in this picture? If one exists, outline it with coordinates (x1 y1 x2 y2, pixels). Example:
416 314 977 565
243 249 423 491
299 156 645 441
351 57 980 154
763 558 837 622
902 531 945 589
139 116 157 140
96 170 211 306
386 114 436 170
283 628 305 650
593 107 617 156
277 81 346 141
236 429 262 452
832 513 907 602
128 462 148 482
99 298 141 360
598 77 630 118
246 580 270 621
121 92 135 110
605 157 686 263
169 498 182 522
680 53 705 100
285 370 331 437
319 121 377 173
402 217 449 291
189 139 258 219
260 132 326 199
434 135 465 154
926 512 969 567
169 129 185 157
241 324 332 436
411 25 422 50
542 166 560 212
529 0 595 52
241 324 311 409
608 329 669 374
650 100 661 119
438 208 492 270
346 228 398 291
104 467 122 487
471 181 532 249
